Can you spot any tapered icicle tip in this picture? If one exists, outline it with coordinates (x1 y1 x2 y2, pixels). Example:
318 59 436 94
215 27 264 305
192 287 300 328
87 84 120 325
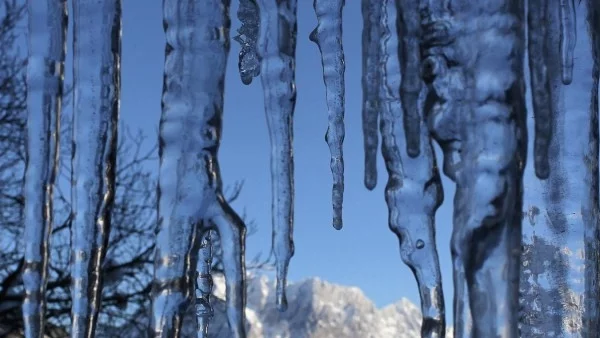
559 0 576 85
364 170 377 190
275 281 289 312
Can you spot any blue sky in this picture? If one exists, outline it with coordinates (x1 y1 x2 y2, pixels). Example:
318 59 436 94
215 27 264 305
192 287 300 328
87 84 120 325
112 0 457 312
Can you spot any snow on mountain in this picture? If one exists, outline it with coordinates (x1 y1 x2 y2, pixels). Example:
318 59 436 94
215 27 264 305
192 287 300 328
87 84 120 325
192 274 452 337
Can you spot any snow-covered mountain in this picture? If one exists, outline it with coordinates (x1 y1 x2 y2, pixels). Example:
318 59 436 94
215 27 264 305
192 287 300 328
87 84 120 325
151 274 454 338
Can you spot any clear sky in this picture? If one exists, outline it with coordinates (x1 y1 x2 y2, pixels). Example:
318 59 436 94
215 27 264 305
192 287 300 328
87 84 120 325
111 0 458 312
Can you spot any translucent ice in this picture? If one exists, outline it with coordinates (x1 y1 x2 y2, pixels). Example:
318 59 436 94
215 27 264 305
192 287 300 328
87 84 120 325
152 0 246 337
421 0 526 336
379 1 446 336
70 0 121 336
234 0 261 85
309 0 346 229
22 1 66 337
360 0 381 190
255 0 297 312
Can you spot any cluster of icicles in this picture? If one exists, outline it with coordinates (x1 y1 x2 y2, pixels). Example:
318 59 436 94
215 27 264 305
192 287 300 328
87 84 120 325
20 0 598 337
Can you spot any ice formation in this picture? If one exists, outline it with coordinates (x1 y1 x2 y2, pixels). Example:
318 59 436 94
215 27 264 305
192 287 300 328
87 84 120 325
19 0 600 337
378 1 446 336
234 0 261 85
196 232 214 338
520 1 600 337
151 0 246 337
309 0 346 229
255 0 297 312
22 2 66 337
419 0 527 336
70 0 121 336
360 0 382 190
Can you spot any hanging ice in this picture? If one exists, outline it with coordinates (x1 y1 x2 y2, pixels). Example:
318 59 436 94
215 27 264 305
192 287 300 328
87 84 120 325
519 1 600 336
196 232 213 338
22 1 66 337
420 0 526 336
397 0 422 159
255 0 297 312
234 0 261 85
528 0 553 179
378 1 446 337
559 0 576 85
152 0 247 337
361 0 381 190
309 0 346 230
70 0 121 336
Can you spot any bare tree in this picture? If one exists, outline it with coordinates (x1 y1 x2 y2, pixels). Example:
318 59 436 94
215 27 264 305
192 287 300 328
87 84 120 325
0 2 270 336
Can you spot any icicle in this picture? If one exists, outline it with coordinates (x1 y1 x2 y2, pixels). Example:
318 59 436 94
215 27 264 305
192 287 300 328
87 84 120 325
361 0 381 190
70 0 120 337
255 0 297 312
234 0 261 85
528 0 552 179
379 1 446 337
309 0 346 230
22 2 66 337
152 1 247 337
196 231 213 338
582 1 599 335
559 0 576 85
421 1 526 336
397 0 422 158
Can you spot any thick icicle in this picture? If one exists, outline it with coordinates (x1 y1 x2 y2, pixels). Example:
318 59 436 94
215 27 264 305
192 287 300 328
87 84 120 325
234 0 261 85
22 1 66 337
196 232 213 338
397 0 422 158
528 0 552 179
361 0 381 190
255 0 297 312
421 0 527 336
152 1 247 337
559 0 576 84
379 1 445 337
70 0 121 337
309 0 346 230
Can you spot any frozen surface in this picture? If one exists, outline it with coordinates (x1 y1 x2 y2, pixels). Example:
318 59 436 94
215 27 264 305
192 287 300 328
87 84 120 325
70 0 121 336
22 1 66 337
309 0 346 229
255 0 297 312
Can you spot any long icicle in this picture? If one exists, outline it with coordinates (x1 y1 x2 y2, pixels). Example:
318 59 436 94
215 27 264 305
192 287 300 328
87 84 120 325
70 1 120 336
528 0 553 179
379 1 446 337
234 0 261 85
256 0 297 312
361 0 381 190
22 1 66 337
559 0 576 84
152 0 247 337
309 0 346 230
196 231 214 338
